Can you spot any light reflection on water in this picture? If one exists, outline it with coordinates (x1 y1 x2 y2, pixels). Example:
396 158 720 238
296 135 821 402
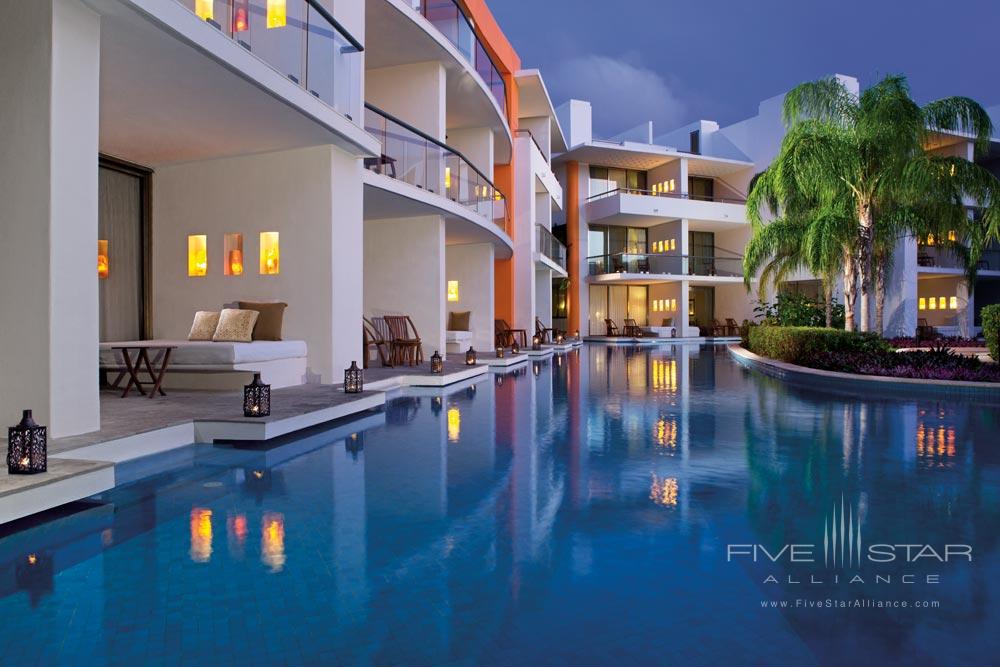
0 343 998 664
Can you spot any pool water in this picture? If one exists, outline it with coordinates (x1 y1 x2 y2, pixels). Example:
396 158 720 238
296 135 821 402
1 344 999 665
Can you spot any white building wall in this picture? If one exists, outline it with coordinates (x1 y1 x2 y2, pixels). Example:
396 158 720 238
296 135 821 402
0 0 101 437
365 61 446 140
445 243 495 352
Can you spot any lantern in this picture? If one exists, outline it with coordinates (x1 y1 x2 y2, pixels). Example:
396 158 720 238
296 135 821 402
7 410 46 474
465 346 477 365
496 345 505 359
430 351 444 374
555 333 565 345
511 342 520 354
346 432 364 459
574 330 580 339
495 374 504 387
344 361 363 394
243 373 271 417
531 335 542 351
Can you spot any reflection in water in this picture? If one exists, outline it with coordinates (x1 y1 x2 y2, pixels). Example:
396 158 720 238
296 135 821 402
189 508 213 563
227 513 248 559
654 416 678 450
16 553 53 608
916 408 958 467
447 407 461 443
649 474 679 507
346 432 364 459
651 358 678 393
261 512 286 573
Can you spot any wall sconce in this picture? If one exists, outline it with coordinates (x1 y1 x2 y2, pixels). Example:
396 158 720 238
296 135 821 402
225 233 244 276
344 361 363 393
447 280 459 302
445 167 452 190
97 240 109 279
243 373 271 417
938 296 947 310
928 298 937 310
7 410 46 475
430 351 444 374
233 0 249 31
188 235 208 277
950 296 958 309
259 232 280 275
195 0 213 21
266 0 286 28
465 347 477 365
918 298 926 310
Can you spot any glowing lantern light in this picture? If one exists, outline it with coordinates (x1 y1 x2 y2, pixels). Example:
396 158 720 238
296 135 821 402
266 0 286 28
195 0 214 21
97 240 109 279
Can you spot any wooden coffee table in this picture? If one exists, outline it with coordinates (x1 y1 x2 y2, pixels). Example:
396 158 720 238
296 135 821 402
110 345 177 398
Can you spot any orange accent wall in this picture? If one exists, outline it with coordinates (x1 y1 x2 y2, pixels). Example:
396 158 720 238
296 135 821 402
566 161 581 333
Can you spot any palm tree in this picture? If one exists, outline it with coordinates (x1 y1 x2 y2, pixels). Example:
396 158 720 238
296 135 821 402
746 74 1000 332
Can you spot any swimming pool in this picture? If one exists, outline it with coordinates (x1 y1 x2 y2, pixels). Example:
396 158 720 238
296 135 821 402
1 344 998 665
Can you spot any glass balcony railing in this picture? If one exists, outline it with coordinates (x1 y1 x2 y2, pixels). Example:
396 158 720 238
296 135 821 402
176 0 362 118
588 253 744 277
364 104 508 234
409 0 506 115
586 187 747 205
537 225 567 269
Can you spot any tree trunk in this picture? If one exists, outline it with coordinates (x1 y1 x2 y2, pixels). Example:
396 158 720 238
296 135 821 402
842 248 856 331
874 255 886 335
857 204 875 333
823 278 833 328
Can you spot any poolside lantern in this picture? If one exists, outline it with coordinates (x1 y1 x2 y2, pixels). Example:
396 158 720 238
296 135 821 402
7 410 47 474
574 330 580 339
495 374 504 387
555 333 565 345
346 432 364 459
511 341 520 355
430 351 444 374
243 373 271 417
495 345 505 359
465 347 477 365
531 335 542 351
344 361 363 394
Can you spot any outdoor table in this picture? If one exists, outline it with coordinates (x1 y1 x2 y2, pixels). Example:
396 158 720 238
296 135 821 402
110 345 176 398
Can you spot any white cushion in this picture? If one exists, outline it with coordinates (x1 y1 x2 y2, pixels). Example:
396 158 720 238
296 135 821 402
100 340 307 366
445 330 473 342
641 326 676 338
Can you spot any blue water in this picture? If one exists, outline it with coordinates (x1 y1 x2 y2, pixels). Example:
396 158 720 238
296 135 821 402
1 344 999 666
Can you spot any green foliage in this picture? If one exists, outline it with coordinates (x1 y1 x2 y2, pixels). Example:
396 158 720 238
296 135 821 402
747 326 890 364
983 304 1000 362
754 293 845 329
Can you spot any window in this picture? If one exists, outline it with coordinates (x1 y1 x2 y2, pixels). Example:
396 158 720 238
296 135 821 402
589 166 648 196
689 130 700 155
688 177 715 201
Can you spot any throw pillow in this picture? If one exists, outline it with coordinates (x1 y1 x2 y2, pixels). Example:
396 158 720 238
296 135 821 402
448 311 471 331
237 301 288 341
188 311 221 341
213 308 259 343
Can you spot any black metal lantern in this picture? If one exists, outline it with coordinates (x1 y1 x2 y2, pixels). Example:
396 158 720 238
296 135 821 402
430 350 444 374
7 410 46 474
465 346 477 365
511 341 520 355
555 333 565 345
495 345 505 359
531 335 542 351
346 432 364 460
344 360 363 394
243 374 271 417
574 330 580 339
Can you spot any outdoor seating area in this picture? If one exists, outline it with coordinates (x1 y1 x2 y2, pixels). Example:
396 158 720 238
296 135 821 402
496 319 528 349
363 315 425 367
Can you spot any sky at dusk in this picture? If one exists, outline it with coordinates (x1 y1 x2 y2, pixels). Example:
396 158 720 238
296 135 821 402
490 0 1000 137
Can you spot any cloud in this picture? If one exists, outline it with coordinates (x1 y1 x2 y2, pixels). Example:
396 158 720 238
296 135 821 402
547 54 688 138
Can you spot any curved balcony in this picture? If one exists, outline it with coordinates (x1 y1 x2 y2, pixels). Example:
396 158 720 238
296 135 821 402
363 104 511 253
536 225 567 275
588 252 747 285
587 188 747 228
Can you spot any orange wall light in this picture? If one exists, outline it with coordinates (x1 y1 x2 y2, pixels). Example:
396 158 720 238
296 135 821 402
260 232 280 275
224 233 244 276
188 235 208 277
97 239 109 279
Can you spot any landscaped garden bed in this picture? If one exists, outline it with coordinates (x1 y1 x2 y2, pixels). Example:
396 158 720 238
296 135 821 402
746 325 1000 383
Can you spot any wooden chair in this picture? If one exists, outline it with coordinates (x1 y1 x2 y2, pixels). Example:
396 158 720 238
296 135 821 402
916 318 937 341
363 317 392 369
725 318 740 336
495 319 527 348
384 315 423 366
535 317 553 344
711 319 727 337
623 318 642 337
604 318 620 336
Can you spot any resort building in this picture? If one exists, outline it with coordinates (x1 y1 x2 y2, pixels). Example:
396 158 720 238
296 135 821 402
0 0 564 440
555 75 1000 339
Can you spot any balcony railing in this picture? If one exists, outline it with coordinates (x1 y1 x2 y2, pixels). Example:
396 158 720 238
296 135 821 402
364 104 507 233
586 187 747 205
516 129 546 161
409 0 506 114
537 225 567 269
588 252 744 277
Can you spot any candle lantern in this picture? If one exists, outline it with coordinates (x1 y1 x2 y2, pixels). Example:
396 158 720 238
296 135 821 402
531 335 542 351
555 333 565 345
243 373 271 417
465 347 477 365
511 342 520 355
495 345 505 359
346 432 364 459
574 330 580 339
7 410 47 474
430 351 444 374
344 361 363 394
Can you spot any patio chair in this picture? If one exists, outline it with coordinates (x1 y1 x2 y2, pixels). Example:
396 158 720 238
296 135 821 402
534 317 552 343
623 318 642 337
384 314 423 366
363 317 392 369
725 318 740 336
916 318 937 341
604 318 620 336
495 319 527 349
711 319 727 337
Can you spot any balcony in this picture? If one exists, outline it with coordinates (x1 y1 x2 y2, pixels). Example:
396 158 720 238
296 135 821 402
173 0 362 119
536 225 567 271
918 244 1000 273
364 104 507 233
588 252 745 281
586 188 747 228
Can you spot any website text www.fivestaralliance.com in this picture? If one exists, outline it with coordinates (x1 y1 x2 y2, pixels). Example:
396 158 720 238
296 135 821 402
761 598 940 609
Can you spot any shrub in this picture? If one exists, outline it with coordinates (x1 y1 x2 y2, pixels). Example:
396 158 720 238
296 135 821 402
983 304 1000 362
754 292 845 329
887 335 981 349
747 326 891 364
810 349 1000 383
